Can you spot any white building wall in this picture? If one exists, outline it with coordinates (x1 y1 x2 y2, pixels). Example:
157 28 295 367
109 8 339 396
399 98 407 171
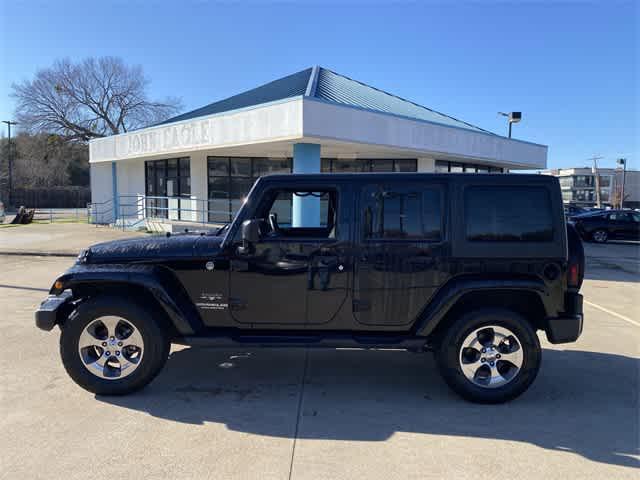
116 158 145 197
113 159 145 220
303 98 547 169
89 162 114 223
89 98 304 163
90 162 112 205
417 158 436 172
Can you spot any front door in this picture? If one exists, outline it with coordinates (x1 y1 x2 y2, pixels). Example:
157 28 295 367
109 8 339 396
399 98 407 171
353 182 448 327
228 186 348 326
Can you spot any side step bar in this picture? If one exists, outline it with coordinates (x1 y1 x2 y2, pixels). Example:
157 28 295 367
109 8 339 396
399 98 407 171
173 334 430 351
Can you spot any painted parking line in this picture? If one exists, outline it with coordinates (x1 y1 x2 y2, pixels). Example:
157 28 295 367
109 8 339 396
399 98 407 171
585 300 640 327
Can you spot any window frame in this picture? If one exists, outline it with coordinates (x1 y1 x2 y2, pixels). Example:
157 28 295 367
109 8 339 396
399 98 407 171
360 182 446 243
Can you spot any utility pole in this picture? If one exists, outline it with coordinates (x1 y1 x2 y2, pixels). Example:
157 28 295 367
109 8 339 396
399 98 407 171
2 120 18 206
588 155 604 208
617 158 627 209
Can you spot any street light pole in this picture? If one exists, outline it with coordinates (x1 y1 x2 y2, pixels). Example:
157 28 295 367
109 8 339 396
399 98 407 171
498 112 522 138
2 120 18 206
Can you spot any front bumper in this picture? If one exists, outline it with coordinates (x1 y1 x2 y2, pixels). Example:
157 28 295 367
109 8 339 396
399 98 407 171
545 293 584 344
35 291 73 331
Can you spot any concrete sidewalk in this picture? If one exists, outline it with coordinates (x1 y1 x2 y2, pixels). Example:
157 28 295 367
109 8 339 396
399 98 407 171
0 223 147 256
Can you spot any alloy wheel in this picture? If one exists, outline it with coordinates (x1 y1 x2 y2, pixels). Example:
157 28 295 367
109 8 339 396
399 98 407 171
458 325 524 389
593 230 608 243
77 316 144 379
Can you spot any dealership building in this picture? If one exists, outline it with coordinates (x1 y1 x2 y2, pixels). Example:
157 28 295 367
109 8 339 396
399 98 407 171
89 66 548 227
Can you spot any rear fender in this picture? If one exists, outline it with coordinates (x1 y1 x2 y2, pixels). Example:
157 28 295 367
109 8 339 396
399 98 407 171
414 275 550 337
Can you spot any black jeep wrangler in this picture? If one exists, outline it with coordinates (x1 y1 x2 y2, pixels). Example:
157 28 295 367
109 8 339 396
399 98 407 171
36 173 584 403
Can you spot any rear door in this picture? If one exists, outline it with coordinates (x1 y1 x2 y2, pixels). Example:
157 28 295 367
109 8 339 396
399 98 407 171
352 181 448 328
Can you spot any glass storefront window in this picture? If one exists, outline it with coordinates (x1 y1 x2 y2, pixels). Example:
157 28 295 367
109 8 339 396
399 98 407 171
145 157 190 219
322 159 417 173
207 157 293 222
394 159 418 172
253 158 291 176
435 160 504 173
370 159 395 172
230 158 251 177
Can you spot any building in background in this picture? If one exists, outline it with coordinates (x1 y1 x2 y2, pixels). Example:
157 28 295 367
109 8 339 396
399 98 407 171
89 66 547 227
542 167 639 209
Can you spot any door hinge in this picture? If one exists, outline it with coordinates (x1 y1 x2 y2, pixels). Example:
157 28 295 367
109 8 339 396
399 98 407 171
352 299 371 312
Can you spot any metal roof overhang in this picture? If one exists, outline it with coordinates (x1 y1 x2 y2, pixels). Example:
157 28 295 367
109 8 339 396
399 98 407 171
90 97 547 169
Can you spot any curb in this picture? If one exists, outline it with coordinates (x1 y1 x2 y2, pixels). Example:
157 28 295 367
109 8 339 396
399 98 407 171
0 251 78 258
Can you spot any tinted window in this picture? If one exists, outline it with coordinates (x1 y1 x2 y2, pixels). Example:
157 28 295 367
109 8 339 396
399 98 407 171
465 186 553 242
364 186 442 240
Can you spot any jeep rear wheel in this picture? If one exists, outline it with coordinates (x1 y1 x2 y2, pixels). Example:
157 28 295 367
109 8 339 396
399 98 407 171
435 309 541 403
60 296 170 395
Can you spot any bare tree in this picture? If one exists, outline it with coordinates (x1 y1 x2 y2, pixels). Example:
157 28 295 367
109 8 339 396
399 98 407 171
11 57 182 141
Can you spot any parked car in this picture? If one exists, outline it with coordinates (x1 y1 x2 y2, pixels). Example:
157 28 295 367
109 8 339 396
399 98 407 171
569 209 640 243
563 204 586 217
36 173 584 404
0 200 5 223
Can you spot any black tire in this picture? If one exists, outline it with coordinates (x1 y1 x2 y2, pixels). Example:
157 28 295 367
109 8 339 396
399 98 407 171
591 229 608 243
60 295 170 395
435 308 541 404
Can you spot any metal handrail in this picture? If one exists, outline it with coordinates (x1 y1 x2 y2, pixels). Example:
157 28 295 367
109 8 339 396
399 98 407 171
97 194 235 230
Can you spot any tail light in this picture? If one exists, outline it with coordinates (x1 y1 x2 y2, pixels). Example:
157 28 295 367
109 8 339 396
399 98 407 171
568 263 580 288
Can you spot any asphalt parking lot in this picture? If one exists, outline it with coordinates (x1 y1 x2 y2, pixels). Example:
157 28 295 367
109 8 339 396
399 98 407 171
0 235 638 479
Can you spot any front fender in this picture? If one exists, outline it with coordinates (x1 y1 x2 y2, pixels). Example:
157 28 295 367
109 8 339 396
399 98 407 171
414 275 550 336
51 263 201 335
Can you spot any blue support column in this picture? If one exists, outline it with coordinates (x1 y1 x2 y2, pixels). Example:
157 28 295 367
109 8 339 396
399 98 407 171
111 161 119 221
292 143 321 227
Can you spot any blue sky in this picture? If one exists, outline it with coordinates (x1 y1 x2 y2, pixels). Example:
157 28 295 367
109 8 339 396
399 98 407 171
0 0 637 169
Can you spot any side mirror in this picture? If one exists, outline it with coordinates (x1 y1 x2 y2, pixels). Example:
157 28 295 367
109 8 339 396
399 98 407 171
242 219 261 243
237 219 261 255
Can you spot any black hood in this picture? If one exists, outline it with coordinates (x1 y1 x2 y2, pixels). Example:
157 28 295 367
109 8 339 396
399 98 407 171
82 233 224 264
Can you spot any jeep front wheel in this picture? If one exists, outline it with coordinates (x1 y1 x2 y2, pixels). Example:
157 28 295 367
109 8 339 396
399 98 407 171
60 296 170 395
435 309 541 403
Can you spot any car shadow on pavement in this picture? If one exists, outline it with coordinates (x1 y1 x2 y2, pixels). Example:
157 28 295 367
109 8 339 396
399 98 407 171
98 347 639 469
